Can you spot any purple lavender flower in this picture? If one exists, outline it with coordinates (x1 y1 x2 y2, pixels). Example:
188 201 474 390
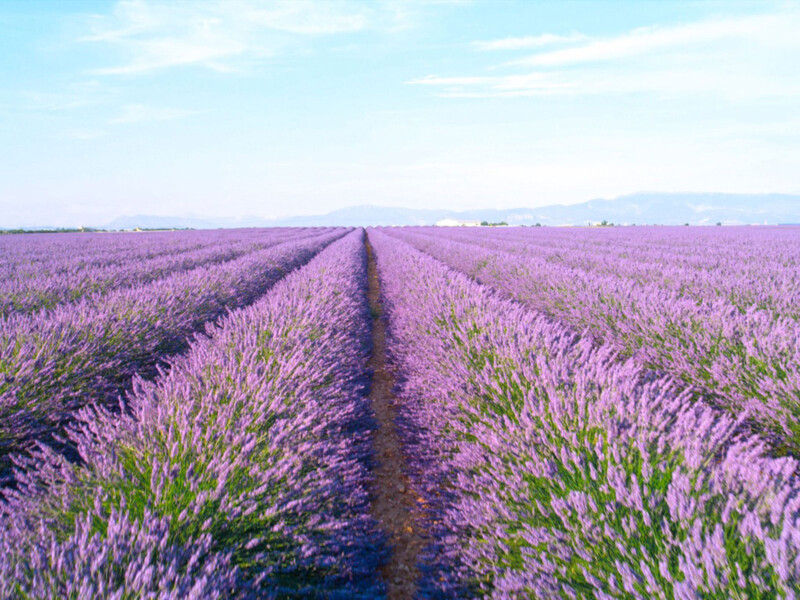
1 229 385 597
368 227 800 598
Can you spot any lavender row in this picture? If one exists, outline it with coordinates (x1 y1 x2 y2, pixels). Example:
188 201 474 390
0 228 346 480
2 229 223 273
402 226 800 318
0 229 309 317
0 228 301 271
386 227 800 456
1 229 385 598
369 228 800 598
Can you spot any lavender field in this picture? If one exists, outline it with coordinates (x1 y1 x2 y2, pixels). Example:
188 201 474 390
2 226 799 599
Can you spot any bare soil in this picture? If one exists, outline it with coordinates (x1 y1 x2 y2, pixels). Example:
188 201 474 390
365 234 426 599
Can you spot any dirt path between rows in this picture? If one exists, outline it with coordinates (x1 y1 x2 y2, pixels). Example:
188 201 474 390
365 234 425 599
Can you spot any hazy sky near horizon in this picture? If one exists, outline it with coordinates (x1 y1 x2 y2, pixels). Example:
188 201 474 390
1 0 799 226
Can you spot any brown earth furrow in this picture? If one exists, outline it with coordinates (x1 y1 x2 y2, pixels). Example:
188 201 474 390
366 233 426 599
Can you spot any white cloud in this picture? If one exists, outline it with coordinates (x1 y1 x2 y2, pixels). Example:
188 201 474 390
22 91 93 111
111 103 199 124
82 0 403 75
233 1 370 35
407 74 495 86
504 11 800 67
413 65 800 100
84 1 259 74
409 7 800 100
15 82 115 112
473 33 586 51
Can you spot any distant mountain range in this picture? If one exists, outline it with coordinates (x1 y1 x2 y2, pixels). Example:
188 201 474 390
259 193 800 227
106 193 800 229
6 193 799 231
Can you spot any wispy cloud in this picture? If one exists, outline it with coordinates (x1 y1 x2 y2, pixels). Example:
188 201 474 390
409 7 800 100
232 1 370 35
21 91 93 111
410 66 800 100
82 0 397 75
407 72 574 96
473 33 586 51
504 12 798 67
110 103 200 124
409 75 495 86
14 81 115 112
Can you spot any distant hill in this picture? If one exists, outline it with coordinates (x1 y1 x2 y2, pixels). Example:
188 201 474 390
98 193 800 229
522 193 800 226
265 193 800 226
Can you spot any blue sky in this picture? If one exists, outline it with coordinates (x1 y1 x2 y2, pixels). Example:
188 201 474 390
1 0 799 226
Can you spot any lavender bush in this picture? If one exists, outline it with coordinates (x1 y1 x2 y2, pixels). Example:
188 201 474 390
387 226 800 456
3 223 798 598
0 228 309 317
370 228 800 598
1 229 385 598
0 228 345 481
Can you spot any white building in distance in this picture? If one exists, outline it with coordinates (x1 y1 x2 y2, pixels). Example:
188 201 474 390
435 219 482 227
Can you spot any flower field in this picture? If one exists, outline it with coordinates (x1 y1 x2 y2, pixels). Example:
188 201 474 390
1 226 799 598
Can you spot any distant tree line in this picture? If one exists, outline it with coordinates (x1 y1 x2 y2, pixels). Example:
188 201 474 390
1 227 196 235
0 227 103 235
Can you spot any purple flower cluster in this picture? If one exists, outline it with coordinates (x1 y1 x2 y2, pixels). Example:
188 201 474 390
369 228 800 598
3 223 798 597
0 228 346 482
1 229 385 598
386 226 800 456
0 229 308 317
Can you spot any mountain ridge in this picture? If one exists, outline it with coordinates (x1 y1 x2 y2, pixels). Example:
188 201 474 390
267 192 799 227
6 193 798 230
